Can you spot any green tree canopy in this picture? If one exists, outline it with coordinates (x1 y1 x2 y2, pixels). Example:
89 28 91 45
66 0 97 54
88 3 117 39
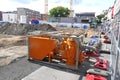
49 6 70 17
96 14 107 23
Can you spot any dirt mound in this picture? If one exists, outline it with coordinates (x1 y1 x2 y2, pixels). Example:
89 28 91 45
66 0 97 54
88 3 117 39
0 36 26 48
55 27 85 35
0 23 56 35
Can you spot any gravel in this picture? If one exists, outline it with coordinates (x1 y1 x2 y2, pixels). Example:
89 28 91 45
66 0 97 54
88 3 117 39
0 57 41 80
0 57 86 80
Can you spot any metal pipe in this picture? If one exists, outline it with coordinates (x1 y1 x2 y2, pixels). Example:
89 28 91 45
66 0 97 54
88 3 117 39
74 38 79 69
27 37 30 59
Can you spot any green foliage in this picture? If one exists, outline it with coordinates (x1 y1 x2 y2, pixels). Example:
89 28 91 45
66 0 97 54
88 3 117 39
49 6 70 17
96 14 107 23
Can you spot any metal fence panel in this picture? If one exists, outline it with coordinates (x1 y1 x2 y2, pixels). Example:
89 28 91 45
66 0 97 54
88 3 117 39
108 22 120 80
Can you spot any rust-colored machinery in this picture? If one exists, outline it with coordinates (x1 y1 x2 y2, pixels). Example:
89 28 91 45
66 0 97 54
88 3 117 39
28 32 85 68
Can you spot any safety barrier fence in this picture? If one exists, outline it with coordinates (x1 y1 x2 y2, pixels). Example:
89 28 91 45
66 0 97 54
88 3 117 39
105 21 120 80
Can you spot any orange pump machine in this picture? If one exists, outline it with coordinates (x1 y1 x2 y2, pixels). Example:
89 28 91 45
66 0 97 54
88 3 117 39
28 34 85 68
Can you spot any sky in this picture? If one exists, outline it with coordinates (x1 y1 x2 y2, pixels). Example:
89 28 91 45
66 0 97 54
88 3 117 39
0 0 115 16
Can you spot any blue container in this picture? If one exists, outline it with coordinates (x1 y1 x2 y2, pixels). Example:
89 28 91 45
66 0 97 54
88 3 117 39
82 25 87 29
31 20 39 24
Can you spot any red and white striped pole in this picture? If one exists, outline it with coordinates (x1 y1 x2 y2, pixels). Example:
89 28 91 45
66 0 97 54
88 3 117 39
111 6 114 19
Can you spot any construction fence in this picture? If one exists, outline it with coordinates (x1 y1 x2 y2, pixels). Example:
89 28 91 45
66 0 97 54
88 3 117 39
48 17 82 23
105 20 120 80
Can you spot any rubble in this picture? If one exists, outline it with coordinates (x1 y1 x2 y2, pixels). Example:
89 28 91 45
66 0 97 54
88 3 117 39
55 27 85 35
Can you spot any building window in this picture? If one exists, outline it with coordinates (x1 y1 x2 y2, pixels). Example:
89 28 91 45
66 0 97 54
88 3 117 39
8 15 10 21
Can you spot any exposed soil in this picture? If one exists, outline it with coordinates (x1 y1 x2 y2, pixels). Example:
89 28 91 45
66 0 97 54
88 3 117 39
0 23 56 35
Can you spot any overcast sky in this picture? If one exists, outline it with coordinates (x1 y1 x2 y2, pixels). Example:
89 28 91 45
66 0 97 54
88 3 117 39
0 0 114 16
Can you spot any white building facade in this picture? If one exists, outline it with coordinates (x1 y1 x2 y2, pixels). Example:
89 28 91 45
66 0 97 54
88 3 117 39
114 0 120 21
2 8 41 24
2 11 17 23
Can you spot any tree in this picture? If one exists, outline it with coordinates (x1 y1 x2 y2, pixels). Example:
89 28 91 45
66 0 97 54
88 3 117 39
49 6 70 17
96 14 107 24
